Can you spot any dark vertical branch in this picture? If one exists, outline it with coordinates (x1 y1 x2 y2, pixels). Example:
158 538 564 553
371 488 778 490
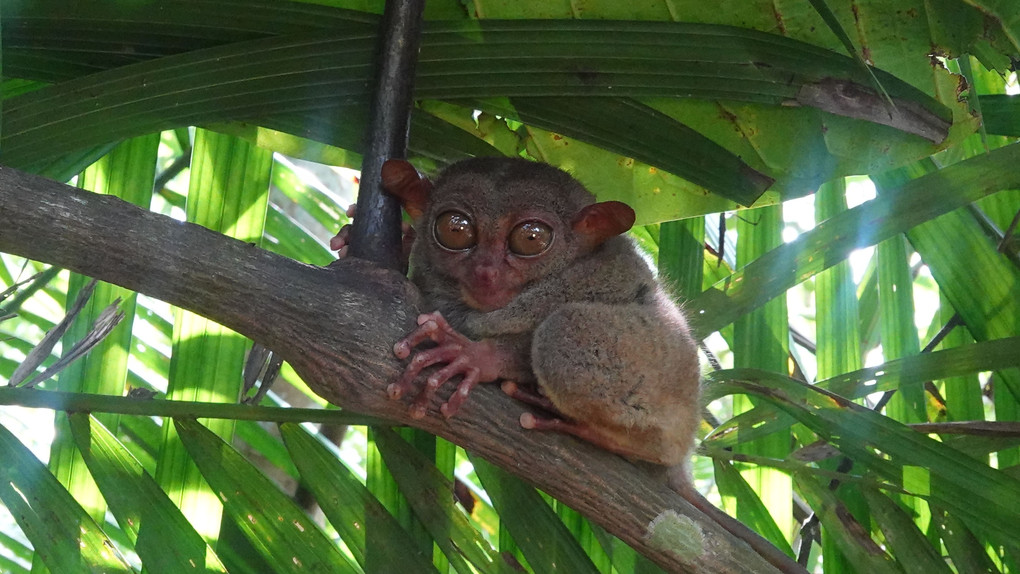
348 0 426 270
1 0 4 151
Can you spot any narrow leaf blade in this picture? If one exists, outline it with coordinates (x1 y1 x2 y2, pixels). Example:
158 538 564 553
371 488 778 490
468 453 602 574
174 418 359 574
373 428 519 574
0 421 133 572
68 413 227 573
278 423 437 573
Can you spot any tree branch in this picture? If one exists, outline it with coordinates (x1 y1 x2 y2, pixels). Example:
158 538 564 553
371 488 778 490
0 166 781 573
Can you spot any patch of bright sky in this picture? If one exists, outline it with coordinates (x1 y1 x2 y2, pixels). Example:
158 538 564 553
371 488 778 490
783 176 877 282
777 175 941 382
707 177 893 383
276 155 359 210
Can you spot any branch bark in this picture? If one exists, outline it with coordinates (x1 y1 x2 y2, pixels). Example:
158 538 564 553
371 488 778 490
0 166 781 573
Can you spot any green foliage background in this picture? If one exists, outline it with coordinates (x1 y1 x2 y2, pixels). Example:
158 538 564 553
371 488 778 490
1 0 1019 572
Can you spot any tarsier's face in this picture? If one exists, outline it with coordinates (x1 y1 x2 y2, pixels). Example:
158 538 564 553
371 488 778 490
415 157 616 313
427 203 567 311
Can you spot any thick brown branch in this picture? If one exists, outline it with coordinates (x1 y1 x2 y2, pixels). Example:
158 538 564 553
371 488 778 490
0 166 780 573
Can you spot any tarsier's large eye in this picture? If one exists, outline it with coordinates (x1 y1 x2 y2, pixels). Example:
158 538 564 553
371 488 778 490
508 221 553 256
434 211 477 251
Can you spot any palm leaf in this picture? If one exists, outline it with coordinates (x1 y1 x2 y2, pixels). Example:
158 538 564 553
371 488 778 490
469 454 602 574
2 5 965 207
68 413 228 573
0 422 133 572
175 418 360 573
690 142 1020 336
279 423 437 572
710 369 1020 552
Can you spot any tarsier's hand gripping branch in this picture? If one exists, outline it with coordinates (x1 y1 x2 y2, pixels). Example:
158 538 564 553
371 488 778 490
389 310 514 419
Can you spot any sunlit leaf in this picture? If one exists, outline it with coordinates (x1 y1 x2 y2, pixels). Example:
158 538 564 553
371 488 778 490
469 453 602 574
68 413 228 573
175 418 360 573
154 129 272 540
690 143 1020 336
0 422 133 572
709 369 1020 553
279 423 437 573
374 428 519 574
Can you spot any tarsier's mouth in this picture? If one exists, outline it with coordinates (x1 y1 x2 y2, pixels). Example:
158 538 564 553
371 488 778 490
460 285 516 312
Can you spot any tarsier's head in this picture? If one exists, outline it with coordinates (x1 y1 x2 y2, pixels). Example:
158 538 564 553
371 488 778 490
383 157 635 312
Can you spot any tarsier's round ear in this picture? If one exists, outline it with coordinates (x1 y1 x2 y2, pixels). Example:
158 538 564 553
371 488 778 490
571 201 636 247
381 159 432 221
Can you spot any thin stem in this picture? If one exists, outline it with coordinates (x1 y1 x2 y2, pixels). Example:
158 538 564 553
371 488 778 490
0 387 389 426
873 313 960 411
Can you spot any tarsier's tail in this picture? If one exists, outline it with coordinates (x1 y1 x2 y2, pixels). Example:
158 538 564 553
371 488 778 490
667 464 809 574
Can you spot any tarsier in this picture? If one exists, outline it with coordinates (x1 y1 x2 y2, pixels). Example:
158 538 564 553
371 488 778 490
334 158 804 573
335 157 701 466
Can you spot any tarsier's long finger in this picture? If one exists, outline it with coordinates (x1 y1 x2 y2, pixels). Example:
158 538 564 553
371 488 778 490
387 347 442 400
408 391 432 419
417 310 458 333
439 365 481 418
394 311 465 358
392 316 445 359
409 375 445 419
329 205 358 254
386 344 461 401
329 224 352 252
520 413 600 443
409 354 476 419
521 413 652 463
520 412 567 431
501 381 559 412
385 377 417 402
429 356 476 390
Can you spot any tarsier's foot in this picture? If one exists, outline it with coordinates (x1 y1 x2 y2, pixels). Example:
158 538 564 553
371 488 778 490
518 409 662 463
510 386 584 443
518 412 627 454
389 311 488 419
